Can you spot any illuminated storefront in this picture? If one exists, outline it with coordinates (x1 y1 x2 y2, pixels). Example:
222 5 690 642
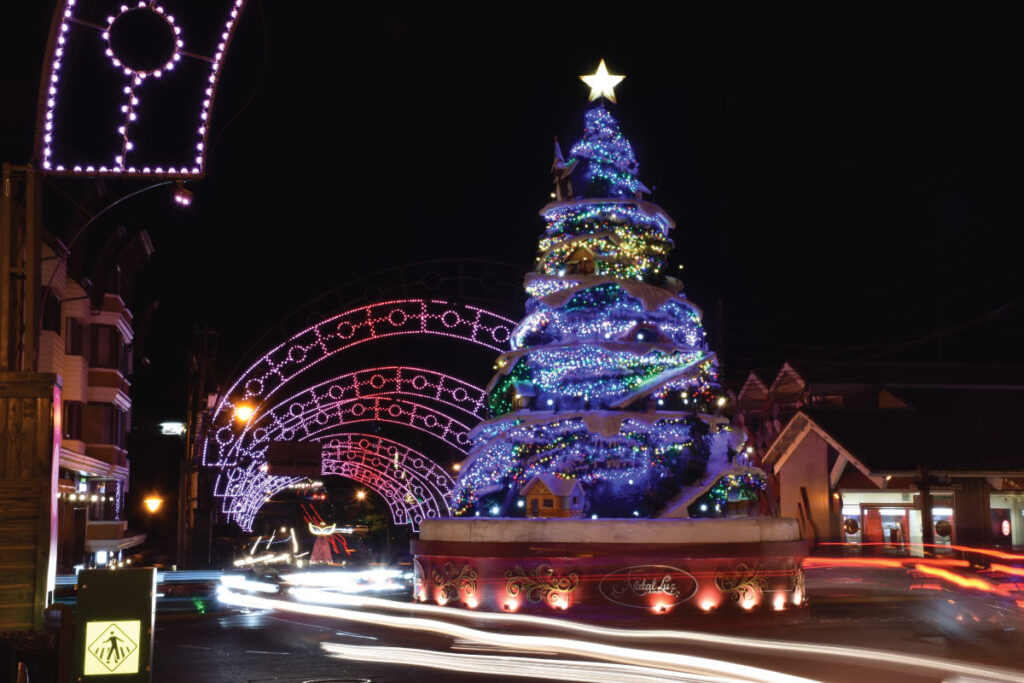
763 406 1024 548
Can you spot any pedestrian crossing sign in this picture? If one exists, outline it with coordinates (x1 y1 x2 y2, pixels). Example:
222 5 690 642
84 620 141 675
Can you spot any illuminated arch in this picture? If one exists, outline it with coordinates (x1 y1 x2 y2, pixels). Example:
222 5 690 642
206 300 510 466
267 396 473 454
320 434 458 530
215 396 473 531
204 299 514 531
258 366 489 437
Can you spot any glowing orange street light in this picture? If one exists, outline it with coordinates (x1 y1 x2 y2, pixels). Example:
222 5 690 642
143 495 163 513
234 403 255 422
356 490 366 501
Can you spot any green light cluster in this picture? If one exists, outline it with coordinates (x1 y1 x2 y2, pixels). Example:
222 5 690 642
487 358 532 416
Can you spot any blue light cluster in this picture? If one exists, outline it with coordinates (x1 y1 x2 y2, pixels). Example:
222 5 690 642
512 284 704 350
455 415 709 516
524 276 580 298
567 105 646 198
524 346 706 398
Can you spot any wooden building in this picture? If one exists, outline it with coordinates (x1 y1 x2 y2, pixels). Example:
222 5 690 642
752 374 1024 547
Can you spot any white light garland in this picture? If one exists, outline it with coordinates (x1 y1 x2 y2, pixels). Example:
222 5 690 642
41 0 248 177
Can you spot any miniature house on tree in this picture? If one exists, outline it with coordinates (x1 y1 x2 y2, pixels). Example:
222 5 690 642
522 474 585 518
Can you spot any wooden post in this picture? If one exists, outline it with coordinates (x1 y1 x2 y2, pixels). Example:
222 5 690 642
1 163 15 370
0 372 61 631
0 164 42 373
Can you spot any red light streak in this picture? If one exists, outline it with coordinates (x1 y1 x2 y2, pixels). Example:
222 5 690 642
818 542 1024 561
803 557 968 569
989 563 1024 578
803 557 903 568
913 564 998 593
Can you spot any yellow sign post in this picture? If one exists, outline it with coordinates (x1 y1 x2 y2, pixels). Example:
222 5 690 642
84 620 141 675
73 568 155 682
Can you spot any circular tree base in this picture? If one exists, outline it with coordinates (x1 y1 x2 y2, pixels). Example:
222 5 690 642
412 517 809 625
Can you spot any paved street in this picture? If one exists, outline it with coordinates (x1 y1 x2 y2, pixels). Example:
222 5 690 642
152 591 1024 683
155 608 565 683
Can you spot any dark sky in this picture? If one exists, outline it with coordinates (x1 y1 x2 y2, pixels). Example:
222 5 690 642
4 2 1024 425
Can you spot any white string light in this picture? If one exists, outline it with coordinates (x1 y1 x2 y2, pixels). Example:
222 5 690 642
41 0 248 177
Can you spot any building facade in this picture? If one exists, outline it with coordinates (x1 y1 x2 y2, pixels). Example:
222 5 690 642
40 232 150 570
737 362 1024 548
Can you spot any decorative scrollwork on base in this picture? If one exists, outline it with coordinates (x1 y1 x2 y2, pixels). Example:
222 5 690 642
714 563 769 604
505 564 579 607
789 566 806 604
431 562 477 602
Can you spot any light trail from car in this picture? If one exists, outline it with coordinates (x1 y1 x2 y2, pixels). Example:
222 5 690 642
217 587 817 683
280 586 1024 682
321 641 755 683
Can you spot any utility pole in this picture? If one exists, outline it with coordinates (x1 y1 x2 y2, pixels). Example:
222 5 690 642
178 328 218 568
1 163 42 372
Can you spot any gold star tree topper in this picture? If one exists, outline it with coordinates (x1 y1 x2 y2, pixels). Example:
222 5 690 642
580 59 625 104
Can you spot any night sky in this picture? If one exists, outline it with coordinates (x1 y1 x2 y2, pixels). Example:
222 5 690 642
4 2 1024 429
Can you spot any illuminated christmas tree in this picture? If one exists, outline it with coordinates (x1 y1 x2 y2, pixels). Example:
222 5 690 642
453 62 731 519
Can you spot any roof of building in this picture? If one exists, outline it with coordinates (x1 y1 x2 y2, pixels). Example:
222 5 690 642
521 473 583 497
782 361 1024 389
802 387 1024 473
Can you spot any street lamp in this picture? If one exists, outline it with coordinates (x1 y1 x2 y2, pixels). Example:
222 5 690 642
233 402 255 423
143 495 163 513
355 489 366 525
173 180 193 206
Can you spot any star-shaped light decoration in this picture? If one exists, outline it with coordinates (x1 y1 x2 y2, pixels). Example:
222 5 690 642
580 59 625 104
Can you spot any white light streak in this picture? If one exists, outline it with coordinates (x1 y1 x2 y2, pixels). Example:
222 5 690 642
293 589 1024 682
219 574 278 593
281 569 406 594
216 588 815 683
322 641 742 683
232 552 290 567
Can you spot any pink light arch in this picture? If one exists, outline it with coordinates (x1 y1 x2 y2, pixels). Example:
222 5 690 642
204 299 513 530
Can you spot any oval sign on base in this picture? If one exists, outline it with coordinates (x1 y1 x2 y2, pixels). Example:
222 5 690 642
599 565 698 608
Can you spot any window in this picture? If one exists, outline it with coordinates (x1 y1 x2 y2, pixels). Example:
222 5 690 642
66 318 89 356
543 498 554 508
84 404 126 448
40 287 61 333
63 401 83 440
107 406 126 449
90 325 121 369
